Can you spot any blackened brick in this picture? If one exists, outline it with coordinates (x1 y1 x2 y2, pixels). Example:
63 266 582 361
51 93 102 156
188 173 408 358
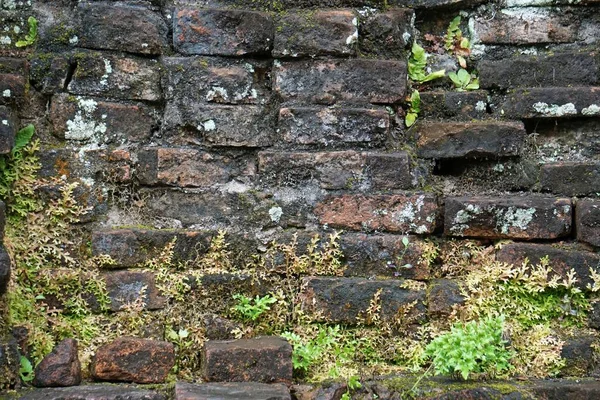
541 162 600 196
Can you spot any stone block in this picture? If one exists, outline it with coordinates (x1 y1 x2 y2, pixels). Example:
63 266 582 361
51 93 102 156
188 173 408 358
359 9 413 58
175 382 291 400
33 339 81 387
0 105 15 154
419 91 488 120
576 199 600 247
500 87 600 119
428 279 465 318
102 270 167 311
29 53 71 95
19 386 166 400
0 243 11 296
541 162 600 196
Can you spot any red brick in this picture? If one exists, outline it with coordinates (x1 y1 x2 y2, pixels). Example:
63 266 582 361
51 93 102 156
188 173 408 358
33 339 81 387
416 121 526 159
50 94 156 143
314 194 439 234
258 151 412 190
77 2 168 55
202 337 292 383
273 10 357 58
444 196 572 239
300 277 426 324
499 87 600 119
174 9 274 56
576 199 600 247
541 162 600 196
273 59 407 105
496 242 600 290
473 12 578 44
278 107 389 147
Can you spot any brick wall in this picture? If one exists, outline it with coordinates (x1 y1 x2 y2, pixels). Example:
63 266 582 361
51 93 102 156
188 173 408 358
2 0 600 391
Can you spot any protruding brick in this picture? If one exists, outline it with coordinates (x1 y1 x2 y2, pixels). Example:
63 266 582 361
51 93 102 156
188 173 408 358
428 279 465 318
300 277 426 324
576 199 600 247
163 104 275 147
50 94 156 142
33 339 81 387
479 52 599 89
174 8 274 56
162 57 271 106
277 107 389 147
175 382 291 400
541 162 600 196
473 12 578 44
202 337 292 383
273 59 407 105
258 151 411 190
500 87 600 119
102 271 166 311
445 196 572 239
68 53 162 101
340 233 434 280
19 386 166 400
273 10 357 58
77 2 168 55
419 91 488 120
496 243 600 290
416 121 526 159
91 337 175 384
359 9 413 58
0 105 15 154
315 194 439 234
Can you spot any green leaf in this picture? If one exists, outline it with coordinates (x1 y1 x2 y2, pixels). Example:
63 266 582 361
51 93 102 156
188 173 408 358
448 71 460 87
460 37 470 49
14 124 35 154
448 16 461 32
19 356 34 382
402 236 410 247
466 78 480 90
421 69 446 83
457 69 470 85
405 112 417 127
410 90 421 112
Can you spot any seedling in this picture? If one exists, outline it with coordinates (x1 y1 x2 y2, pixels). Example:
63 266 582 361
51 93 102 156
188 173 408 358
16 17 38 48
405 90 420 128
408 43 445 84
448 68 479 91
232 293 277 321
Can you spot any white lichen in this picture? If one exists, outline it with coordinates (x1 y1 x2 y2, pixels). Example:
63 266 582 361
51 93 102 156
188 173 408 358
0 36 10 45
532 102 577 117
65 97 108 141
69 36 79 44
206 86 229 102
268 206 283 223
450 204 482 235
203 120 216 131
2 89 10 97
402 32 412 43
582 105 600 116
495 207 536 235
475 101 486 112
100 59 113 86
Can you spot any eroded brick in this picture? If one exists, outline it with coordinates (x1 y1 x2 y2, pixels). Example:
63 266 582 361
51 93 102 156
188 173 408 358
419 91 488 120
33 339 81 388
0 73 25 104
258 151 411 190
541 162 600 196
273 59 407 105
0 105 15 154
273 10 357 58
277 107 389 147
496 243 600 290
30 54 70 95
314 194 439 234
576 199 600 247
500 87 600 119
102 271 166 311
444 196 572 239
77 2 168 55
175 382 291 400
359 9 413 58
19 386 166 400
416 121 526 159
428 279 465 318
300 277 426 324
174 8 274 56
202 337 292 383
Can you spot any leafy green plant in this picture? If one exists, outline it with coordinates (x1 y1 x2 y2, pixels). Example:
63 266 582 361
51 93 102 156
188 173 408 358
448 69 479 91
405 90 420 128
408 43 445 84
16 16 38 48
341 375 362 400
444 16 471 68
19 356 34 382
424 316 513 380
232 293 278 321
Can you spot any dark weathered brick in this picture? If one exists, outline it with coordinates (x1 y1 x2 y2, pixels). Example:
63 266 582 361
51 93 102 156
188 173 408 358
496 243 600 290
29 54 71 95
340 233 434 280
258 151 411 190
273 10 357 58
0 105 15 154
390 0 486 7
0 73 25 104
315 194 439 233
19 386 166 400
500 87 600 119
174 8 274 56
0 244 10 296
175 382 291 400
479 52 599 89
91 337 175 384
300 277 426 324
50 94 156 143
428 279 465 318
445 196 572 239
541 162 600 196
560 336 597 377
359 9 413 58
77 2 168 55
416 121 526 159
277 107 389 147
33 339 81 388
0 335 19 390
473 12 578 44
202 337 292 383
102 271 166 311
163 57 271 106
419 91 488 120
576 199 600 248
68 52 162 101
273 59 407 105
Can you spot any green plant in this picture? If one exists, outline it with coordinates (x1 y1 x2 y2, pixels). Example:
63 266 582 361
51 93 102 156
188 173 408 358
232 293 278 321
19 356 34 382
341 375 362 400
405 91 420 128
408 43 445 84
444 16 471 68
16 16 38 48
424 315 513 380
448 69 479 91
